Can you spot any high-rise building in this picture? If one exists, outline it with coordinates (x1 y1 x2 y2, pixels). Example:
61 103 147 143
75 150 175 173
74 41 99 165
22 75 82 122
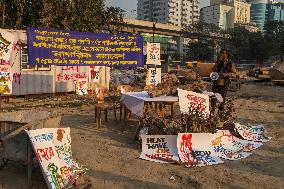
201 4 234 30
201 0 251 30
137 0 200 27
251 0 284 31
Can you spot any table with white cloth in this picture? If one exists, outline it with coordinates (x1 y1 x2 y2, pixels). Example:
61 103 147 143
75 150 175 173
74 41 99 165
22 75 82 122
121 92 179 139
122 91 179 118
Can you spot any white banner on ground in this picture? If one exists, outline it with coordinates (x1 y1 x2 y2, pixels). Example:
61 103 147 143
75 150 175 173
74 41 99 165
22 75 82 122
76 79 88 95
178 89 210 115
234 123 271 142
211 130 263 160
177 133 224 167
146 68 161 86
140 135 179 163
26 128 87 189
146 43 161 65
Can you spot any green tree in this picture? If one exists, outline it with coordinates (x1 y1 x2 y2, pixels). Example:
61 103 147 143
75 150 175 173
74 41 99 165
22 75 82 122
227 26 269 62
264 21 284 61
0 0 124 32
183 21 221 61
186 41 214 61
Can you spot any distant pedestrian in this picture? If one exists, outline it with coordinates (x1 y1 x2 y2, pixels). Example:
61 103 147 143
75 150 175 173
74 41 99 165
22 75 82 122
211 49 236 113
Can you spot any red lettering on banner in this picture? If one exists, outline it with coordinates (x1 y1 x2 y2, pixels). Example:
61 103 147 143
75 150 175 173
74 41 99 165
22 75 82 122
57 73 87 81
12 42 20 51
0 67 8 72
78 81 86 88
62 66 78 72
186 94 207 112
145 153 173 160
36 147 55 162
149 45 159 53
13 72 21 84
179 134 193 163
60 166 72 180
222 131 237 143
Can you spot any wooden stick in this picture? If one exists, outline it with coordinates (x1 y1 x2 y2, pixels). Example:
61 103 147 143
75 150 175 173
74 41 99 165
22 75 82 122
0 115 59 143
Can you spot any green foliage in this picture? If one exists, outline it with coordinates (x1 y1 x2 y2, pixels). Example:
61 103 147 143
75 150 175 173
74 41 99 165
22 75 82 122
186 41 214 61
184 22 220 61
0 0 124 32
227 26 269 62
264 21 284 58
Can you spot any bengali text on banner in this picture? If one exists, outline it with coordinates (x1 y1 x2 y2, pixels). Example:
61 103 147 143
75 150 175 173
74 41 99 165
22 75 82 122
27 27 144 67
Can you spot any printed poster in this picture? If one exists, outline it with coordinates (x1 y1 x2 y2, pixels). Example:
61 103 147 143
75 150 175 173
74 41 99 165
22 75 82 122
140 135 179 163
76 79 88 95
26 128 87 189
146 68 161 86
146 43 161 65
178 89 210 115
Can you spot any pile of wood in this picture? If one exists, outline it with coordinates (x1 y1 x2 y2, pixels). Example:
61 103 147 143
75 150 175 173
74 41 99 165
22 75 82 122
179 76 208 93
146 73 179 98
138 99 238 137
270 62 284 85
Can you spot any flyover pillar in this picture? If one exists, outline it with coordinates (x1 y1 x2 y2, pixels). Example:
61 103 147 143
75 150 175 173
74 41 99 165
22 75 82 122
173 36 184 63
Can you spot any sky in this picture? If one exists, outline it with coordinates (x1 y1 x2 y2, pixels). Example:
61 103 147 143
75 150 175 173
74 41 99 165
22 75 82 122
105 0 210 19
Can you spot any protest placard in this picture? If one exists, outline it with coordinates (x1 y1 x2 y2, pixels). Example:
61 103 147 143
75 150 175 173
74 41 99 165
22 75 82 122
178 89 210 115
211 130 263 160
26 128 87 189
177 133 224 167
146 68 161 86
89 66 102 83
140 135 179 163
27 28 143 67
234 123 270 142
76 79 88 95
146 43 161 65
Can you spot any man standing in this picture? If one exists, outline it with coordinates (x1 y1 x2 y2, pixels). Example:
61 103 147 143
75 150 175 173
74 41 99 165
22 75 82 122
212 49 236 113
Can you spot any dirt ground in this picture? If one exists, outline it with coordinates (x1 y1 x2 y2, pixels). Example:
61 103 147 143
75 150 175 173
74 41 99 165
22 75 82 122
0 80 283 189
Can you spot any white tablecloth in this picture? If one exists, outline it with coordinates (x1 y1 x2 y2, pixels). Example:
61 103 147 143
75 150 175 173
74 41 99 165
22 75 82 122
122 92 178 117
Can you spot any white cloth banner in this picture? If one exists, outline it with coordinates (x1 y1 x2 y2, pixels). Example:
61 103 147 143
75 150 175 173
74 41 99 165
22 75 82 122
140 135 179 163
146 43 161 65
76 79 88 95
0 65 14 94
141 124 270 167
0 29 20 66
211 130 263 160
26 128 87 189
146 68 161 86
178 89 210 115
177 133 224 167
234 123 271 142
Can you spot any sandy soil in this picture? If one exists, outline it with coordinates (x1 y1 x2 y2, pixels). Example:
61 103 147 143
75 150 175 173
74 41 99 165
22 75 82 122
0 81 283 189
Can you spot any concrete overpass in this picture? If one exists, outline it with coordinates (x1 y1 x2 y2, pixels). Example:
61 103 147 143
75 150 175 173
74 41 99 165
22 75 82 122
117 18 229 40
113 18 229 59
